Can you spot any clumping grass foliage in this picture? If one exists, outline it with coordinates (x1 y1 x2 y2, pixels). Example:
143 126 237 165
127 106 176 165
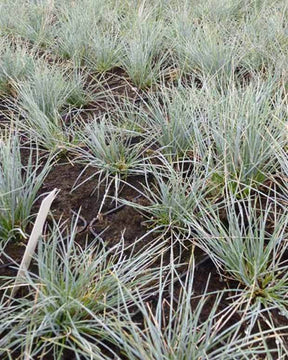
0 41 35 96
121 157 214 241
84 25 122 73
72 116 148 193
0 219 165 359
0 0 287 358
137 85 211 160
112 262 288 359
201 77 285 193
16 65 89 152
18 65 87 120
0 134 51 243
191 193 288 325
121 17 168 89
173 19 239 84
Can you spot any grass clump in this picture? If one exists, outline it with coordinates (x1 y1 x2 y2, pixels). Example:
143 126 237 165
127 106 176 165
121 157 213 241
112 260 288 359
121 16 168 89
0 219 165 359
191 192 288 324
84 24 122 73
173 19 239 84
137 85 209 160
0 41 35 96
203 77 285 194
239 5 288 74
0 1 55 46
18 65 87 119
54 0 115 66
72 117 148 193
16 65 89 152
0 133 51 243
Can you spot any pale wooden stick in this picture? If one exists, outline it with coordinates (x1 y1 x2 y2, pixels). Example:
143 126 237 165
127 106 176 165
11 188 58 298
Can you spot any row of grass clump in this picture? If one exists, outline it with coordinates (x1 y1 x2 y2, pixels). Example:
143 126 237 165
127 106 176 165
0 0 287 88
0 0 288 359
